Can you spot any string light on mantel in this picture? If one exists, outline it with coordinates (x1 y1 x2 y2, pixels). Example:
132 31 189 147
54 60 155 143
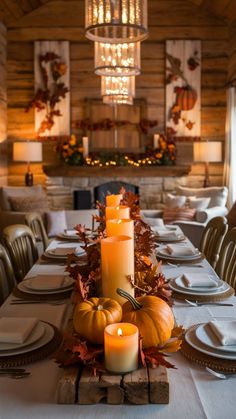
85 0 148 43
95 42 141 76
101 75 135 105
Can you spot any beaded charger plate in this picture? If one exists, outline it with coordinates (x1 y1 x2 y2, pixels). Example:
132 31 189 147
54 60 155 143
13 286 73 301
171 283 234 302
156 251 204 264
0 322 62 368
181 324 236 373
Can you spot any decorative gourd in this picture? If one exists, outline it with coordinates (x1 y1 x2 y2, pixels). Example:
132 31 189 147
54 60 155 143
117 288 174 348
73 297 122 344
175 85 197 111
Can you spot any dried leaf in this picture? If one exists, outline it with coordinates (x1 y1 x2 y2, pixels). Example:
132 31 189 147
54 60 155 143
158 338 182 353
141 346 177 369
171 325 185 338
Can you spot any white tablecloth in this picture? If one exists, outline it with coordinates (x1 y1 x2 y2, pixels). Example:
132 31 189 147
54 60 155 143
0 237 236 419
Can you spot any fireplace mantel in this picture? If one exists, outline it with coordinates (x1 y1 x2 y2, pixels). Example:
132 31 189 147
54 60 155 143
43 164 191 177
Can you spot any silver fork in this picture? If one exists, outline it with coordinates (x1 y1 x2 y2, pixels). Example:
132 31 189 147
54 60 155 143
206 367 236 379
10 300 66 305
185 299 234 307
167 262 203 268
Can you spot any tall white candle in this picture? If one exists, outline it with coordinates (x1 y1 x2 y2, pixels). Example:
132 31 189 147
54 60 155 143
153 133 160 149
101 235 134 304
104 323 139 373
82 136 89 158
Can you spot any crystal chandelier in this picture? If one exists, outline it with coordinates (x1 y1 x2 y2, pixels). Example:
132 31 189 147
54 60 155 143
101 75 135 105
95 42 141 76
85 0 148 43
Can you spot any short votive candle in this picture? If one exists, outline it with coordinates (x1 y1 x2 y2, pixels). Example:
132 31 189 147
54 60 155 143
106 194 123 207
105 205 130 221
104 323 139 374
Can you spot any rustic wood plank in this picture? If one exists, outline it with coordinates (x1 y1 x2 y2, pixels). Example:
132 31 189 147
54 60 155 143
78 368 106 404
123 368 149 405
148 366 169 404
100 374 124 405
57 366 80 404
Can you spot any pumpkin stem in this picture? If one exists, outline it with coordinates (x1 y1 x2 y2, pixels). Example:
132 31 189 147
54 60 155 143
116 288 142 310
96 305 103 311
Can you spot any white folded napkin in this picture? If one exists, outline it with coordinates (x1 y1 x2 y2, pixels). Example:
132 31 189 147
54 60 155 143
51 247 78 255
26 274 67 290
153 228 178 238
208 320 236 346
0 317 38 344
166 243 196 256
64 229 78 237
182 273 217 288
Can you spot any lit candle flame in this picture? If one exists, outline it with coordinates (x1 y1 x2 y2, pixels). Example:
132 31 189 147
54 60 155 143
116 206 120 210
117 328 123 336
117 219 122 224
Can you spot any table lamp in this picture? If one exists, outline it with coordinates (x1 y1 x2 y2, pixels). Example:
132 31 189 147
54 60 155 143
13 142 43 186
193 141 222 188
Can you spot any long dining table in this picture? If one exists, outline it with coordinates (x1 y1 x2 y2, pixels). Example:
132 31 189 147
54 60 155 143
0 232 236 419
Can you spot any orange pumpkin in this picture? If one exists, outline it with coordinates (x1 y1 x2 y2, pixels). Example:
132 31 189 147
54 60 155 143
117 288 174 348
73 297 122 344
176 86 197 111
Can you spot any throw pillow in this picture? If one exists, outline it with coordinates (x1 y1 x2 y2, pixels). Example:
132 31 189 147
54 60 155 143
46 211 67 237
165 193 186 208
0 185 44 211
163 207 196 224
8 196 49 212
175 186 228 208
188 197 211 210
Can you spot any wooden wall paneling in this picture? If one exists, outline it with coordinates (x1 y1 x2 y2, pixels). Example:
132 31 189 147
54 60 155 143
0 22 8 185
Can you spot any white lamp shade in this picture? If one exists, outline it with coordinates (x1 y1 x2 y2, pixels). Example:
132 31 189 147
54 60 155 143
193 142 222 163
13 142 43 163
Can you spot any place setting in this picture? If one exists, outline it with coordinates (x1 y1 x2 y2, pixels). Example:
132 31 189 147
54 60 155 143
0 317 62 368
42 243 86 262
181 319 236 373
156 242 203 264
169 272 235 301
13 274 75 301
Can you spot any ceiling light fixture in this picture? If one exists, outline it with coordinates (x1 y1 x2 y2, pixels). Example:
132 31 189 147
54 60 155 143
95 42 141 76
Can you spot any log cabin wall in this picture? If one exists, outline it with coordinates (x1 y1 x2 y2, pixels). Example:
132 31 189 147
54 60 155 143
5 0 229 207
228 24 236 83
0 22 7 186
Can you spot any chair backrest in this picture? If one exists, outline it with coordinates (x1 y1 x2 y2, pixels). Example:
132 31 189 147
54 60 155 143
25 212 49 251
94 181 139 205
215 227 236 290
2 224 38 283
0 244 16 305
200 216 228 269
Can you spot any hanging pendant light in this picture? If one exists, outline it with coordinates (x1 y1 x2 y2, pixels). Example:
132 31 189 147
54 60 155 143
101 75 135 105
95 42 141 76
85 0 148 43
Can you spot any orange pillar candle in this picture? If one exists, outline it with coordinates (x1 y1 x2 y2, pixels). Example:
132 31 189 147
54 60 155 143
106 219 134 240
101 235 134 304
106 194 123 207
105 205 130 221
104 323 139 373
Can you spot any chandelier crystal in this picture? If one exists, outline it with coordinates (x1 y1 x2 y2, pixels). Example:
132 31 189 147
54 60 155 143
85 0 148 43
95 42 141 76
101 76 135 105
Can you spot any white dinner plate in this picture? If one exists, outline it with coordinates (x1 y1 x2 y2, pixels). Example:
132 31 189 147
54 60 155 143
185 325 236 360
195 323 236 353
0 322 54 357
46 246 85 258
23 276 75 292
175 276 224 292
156 248 202 261
169 278 230 296
155 234 186 243
0 322 45 352
57 233 80 240
17 281 74 295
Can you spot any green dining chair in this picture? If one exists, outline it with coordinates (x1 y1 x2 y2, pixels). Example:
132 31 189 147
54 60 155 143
25 212 49 251
2 224 38 283
0 243 17 305
215 227 236 290
199 216 228 269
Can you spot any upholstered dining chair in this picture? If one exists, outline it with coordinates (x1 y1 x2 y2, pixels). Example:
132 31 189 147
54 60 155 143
2 224 38 283
199 216 228 269
0 243 16 305
215 227 236 290
25 212 49 252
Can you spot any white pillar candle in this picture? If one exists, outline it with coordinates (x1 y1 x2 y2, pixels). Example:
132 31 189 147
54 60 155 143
101 235 134 304
82 136 89 158
106 194 123 207
153 133 160 149
106 219 134 241
104 323 139 373
105 205 130 221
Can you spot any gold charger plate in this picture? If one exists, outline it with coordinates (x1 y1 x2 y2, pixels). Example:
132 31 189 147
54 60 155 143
172 284 234 302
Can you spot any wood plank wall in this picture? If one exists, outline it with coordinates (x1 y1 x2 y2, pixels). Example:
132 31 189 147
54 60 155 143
0 22 8 186
228 25 236 83
5 0 229 187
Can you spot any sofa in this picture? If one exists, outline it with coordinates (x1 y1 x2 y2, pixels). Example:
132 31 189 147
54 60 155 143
142 186 228 248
